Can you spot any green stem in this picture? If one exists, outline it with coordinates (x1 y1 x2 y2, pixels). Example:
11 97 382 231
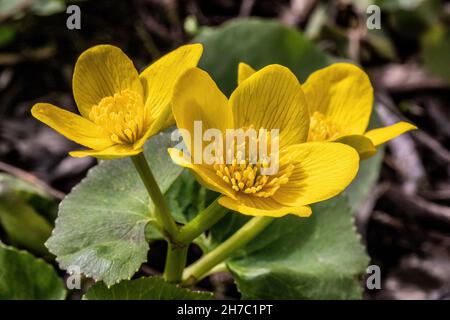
182 216 273 286
164 243 188 283
164 199 227 282
206 262 227 276
131 153 179 241
177 199 228 244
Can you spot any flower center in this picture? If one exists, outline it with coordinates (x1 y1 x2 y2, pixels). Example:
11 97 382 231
212 128 293 198
214 160 293 198
89 89 148 145
308 111 342 141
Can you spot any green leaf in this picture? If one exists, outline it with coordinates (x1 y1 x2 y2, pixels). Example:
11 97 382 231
385 0 441 36
84 276 213 300
0 25 15 48
46 132 183 287
0 193 52 256
227 196 369 299
422 24 450 83
195 18 334 96
0 174 54 255
366 28 397 61
0 243 66 299
0 173 57 221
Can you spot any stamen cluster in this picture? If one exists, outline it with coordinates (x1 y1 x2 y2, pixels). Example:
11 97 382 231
89 89 149 145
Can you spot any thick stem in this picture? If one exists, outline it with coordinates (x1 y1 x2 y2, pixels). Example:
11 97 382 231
177 199 228 244
131 153 179 240
182 216 273 286
164 243 188 283
164 199 227 283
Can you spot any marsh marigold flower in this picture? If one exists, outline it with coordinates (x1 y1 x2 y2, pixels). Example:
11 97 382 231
238 62 417 159
31 44 203 159
168 65 360 218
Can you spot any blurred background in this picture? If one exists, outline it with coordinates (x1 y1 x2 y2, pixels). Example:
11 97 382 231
0 0 449 299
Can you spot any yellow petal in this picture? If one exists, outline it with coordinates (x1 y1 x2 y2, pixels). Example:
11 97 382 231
218 195 312 218
230 64 309 148
303 63 373 135
365 122 417 146
31 103 113 150
272 142 359 207
237 62 256 85
69 144 142 160
73 45 143 118
132 100 173 151
335 134 377 160
168 148 237 200
172 67 233 154
140 44 203 130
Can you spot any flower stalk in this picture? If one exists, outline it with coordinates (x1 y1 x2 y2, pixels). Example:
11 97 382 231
164 243 188 283
177 199 228 244
131 153 179 241
182 216 273 286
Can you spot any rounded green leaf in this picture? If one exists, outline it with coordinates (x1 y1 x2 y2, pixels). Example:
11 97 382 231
45 133 183 287
195 18 334 96
227 197 369 299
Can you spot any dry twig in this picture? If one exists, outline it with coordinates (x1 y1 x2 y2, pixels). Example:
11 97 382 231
375 96 425 194
280 0 317 26
368 64 449 93
0 161 65 200
385 185 450 226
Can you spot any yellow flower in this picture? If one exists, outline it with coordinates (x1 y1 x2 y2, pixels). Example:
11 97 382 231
31 44 203 159
238 62 417 159
168 65 360 218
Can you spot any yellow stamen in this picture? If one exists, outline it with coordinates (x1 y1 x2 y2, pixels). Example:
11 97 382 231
214 128 293 198
89 89 148 145
308 111 342 141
